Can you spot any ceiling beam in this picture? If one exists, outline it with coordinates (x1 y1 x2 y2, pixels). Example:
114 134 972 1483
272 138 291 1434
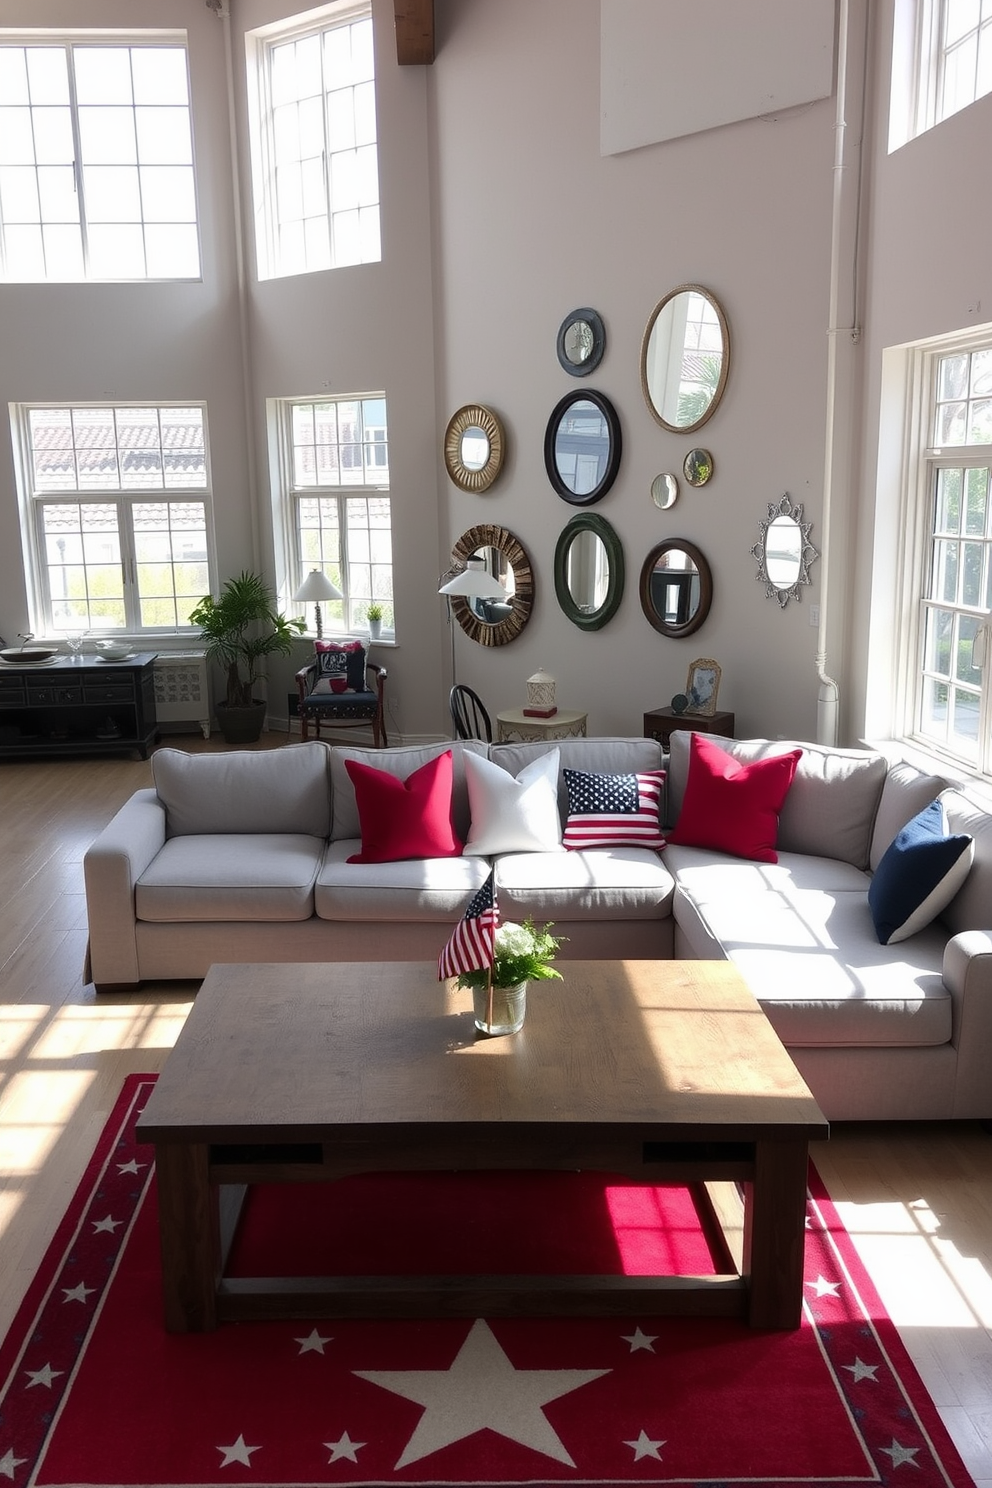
393 0 435 64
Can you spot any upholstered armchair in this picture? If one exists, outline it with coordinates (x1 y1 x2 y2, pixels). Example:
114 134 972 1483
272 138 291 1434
295 639 388 747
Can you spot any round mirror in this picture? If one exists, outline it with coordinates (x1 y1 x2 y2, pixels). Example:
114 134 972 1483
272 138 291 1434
556 307 606 377
639 538 713 637
449 524 534 646
544 389 622 505
651 472 679 510
641 284 730 434
683 448 713 488
750 492 819 608
554 512 624 631
444 405 505 492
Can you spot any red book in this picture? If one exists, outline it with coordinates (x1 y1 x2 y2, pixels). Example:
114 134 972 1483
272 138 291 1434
522 705 558 718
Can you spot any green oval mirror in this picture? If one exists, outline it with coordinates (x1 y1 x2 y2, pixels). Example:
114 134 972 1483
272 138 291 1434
554 512 625 631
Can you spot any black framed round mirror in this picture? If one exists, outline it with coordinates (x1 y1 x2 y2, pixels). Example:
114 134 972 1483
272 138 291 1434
444 404 505 493
544 389 622 505
556 307 606 377
449 524 534 646
639 538 713 637
641 284 730 435
554 512 624 631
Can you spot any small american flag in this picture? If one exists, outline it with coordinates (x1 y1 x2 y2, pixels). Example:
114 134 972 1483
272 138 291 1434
562 769 666 851
438 870 499 981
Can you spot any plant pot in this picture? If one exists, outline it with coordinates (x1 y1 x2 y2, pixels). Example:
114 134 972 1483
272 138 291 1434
216 700 266 745
472 981 527 1036
368 618 382 640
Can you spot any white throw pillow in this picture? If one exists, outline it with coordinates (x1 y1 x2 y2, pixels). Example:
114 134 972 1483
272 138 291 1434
463 748 564 856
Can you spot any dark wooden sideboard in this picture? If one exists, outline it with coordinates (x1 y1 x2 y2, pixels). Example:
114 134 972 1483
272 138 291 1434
643 706 736 750
0 653 159 760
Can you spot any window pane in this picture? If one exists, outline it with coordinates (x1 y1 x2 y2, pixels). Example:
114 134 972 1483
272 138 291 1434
32 106 73 164
950 686 981 757
78 107 139 164
935 467 962 531
84 166 141 222
937 400 968 444
130 47 189 106
25 47 69 106
74 47 134 105
924 606 954 674
135 107 193 165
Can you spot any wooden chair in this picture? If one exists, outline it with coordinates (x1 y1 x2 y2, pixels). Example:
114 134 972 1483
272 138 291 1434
449 683 492 742
296 639 388 747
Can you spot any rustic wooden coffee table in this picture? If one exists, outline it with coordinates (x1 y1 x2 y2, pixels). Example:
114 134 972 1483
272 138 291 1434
137 959 827 1334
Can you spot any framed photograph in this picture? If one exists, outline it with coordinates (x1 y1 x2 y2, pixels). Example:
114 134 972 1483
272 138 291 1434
685 657 721 716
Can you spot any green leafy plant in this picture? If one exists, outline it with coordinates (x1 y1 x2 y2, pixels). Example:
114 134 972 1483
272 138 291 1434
189 570 305 710
456 919 564 991
366 602 383 622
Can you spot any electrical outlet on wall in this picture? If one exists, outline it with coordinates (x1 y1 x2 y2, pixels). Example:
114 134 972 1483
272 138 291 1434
809 604 820 626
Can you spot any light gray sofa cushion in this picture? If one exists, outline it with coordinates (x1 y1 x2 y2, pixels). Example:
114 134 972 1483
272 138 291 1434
495 846 675 921
938 787 992 936
135 833 324 921
329 740 487 844
315 839 490 920
869 761 949 870
666 733 888 869
152 743 331 838
491 737 666 823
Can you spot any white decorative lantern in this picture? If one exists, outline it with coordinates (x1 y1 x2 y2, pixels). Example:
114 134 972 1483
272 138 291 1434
526 667 556 709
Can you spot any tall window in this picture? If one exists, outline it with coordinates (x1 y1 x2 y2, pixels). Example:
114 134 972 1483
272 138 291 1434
11 403 213 635
890 0 992 149
912 343 992 770
279 394 392 635
247 3 380 281
0 37 199 282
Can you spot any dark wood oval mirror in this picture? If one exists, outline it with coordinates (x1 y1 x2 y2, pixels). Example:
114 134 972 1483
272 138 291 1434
554 512 624 631
639 538 713 637
544 389 622 505
641 284 730 434
449 524 534 646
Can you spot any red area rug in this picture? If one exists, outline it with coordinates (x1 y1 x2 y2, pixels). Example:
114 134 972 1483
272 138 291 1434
0 1075 976 1488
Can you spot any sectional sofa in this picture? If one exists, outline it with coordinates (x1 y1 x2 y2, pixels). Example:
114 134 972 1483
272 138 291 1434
82 732 992 1122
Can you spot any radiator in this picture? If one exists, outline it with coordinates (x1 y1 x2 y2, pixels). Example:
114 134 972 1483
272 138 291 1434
153 651 211 737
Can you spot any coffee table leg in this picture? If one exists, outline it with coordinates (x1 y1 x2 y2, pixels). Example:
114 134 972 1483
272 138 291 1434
743 1140 809 1329
153 1141 218 1332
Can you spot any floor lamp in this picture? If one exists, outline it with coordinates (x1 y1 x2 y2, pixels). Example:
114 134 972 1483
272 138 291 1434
438 558 506 689
293 569 343 640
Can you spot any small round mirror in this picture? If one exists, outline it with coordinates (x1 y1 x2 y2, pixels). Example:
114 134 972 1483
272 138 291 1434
444 405 505 492
639 538 713 637
651 472 679 510
554 512 624 630
556 307 606 376
641 284 730 434
544 389 622 505
751 493 819 608
683 448 714 488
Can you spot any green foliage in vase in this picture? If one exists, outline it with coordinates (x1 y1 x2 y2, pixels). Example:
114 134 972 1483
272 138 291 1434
456 919 564 991
189 570 305 710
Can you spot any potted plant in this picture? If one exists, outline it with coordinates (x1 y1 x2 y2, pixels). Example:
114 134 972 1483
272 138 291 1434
455 919 563 1035
366 602 383 640
189 570 305 745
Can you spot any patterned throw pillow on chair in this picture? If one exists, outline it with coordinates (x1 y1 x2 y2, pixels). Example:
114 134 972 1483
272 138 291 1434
314 639 367 694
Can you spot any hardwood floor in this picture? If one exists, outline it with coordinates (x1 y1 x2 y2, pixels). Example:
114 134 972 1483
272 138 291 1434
0 740 990 1483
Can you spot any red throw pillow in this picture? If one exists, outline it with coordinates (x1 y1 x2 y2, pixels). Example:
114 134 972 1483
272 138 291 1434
346 751 462 863
667 733 802 863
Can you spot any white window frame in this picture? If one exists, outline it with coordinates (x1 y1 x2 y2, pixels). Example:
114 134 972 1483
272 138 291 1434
890 0 992 150
245 1 381 283
270 392 392 639
0 30 201 283
10 400 216 639
892 330 992 778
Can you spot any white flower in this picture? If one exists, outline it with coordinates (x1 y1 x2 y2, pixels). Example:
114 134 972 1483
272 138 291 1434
494 922 535 957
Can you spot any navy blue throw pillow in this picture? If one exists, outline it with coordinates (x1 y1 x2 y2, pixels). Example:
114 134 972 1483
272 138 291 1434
867 798 974 944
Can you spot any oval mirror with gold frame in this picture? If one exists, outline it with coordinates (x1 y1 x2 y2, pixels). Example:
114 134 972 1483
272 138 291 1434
639 538 713 638
449 524 534 646
444 404 506 493
641 284 730 435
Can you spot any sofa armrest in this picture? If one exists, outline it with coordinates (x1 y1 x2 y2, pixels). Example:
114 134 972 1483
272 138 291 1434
83 788 166 989
942 930 992 1117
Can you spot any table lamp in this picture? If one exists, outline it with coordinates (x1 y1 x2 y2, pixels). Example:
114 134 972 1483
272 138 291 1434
293 569 343 640
438 558 506 686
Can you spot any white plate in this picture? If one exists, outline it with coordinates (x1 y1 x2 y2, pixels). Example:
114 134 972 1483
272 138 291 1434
0 654 60 667
95 653 136 663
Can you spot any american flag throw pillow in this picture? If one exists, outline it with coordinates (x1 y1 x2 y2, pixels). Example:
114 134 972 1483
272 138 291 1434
561 768 666 851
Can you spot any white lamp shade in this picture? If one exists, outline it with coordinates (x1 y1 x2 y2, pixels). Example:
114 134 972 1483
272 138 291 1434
438 557 506 600
294 569 343 602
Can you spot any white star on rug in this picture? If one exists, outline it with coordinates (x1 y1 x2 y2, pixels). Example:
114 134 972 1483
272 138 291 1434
217 1433 260 1467
624 1429 665 1461
880 1438 920 1468
621 1327 658 1352
25 1363 62 1389
62 1281 95 1304
807 1274 841 1297
117 1159 145 1175
92 1214 122 1234
0 1449 27 1479
844 1357 879 1383
295 1327 332 1355
325 1430 365 1462
355 1317 610 1469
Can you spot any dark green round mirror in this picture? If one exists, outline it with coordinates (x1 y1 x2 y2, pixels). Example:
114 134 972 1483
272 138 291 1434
554 512 624 630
